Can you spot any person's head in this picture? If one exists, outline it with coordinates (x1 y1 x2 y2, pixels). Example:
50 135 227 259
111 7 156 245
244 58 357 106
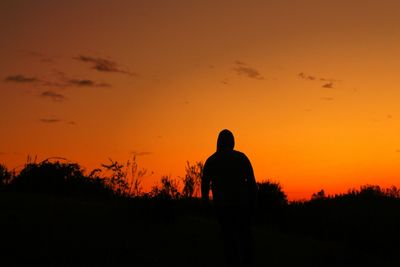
217 129 235 151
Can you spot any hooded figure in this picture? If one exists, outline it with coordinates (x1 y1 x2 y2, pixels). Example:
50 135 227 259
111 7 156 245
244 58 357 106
202 129 257 208
202 129 257 267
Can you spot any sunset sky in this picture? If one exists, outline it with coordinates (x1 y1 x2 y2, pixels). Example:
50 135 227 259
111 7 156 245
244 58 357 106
1 0 400 199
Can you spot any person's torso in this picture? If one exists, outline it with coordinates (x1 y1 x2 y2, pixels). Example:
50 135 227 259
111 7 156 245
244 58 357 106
206 150 250 207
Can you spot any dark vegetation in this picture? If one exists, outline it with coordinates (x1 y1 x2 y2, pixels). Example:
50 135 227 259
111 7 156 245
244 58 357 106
1 159 400 266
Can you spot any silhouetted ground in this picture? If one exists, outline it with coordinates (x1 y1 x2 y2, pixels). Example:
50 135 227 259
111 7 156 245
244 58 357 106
1 191 400 267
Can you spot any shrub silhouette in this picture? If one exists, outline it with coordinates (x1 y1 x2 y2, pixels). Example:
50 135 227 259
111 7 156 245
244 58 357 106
181 161 203 198
257 180 288 208
0 163 13 187
128 157 147 197
11 159 113 197
3 157 148 198
383 186 400 198
150 175 181 200
100 157 147 197
101 159 130 197
286 184 400 251
311 189 326 200
256 180 288 224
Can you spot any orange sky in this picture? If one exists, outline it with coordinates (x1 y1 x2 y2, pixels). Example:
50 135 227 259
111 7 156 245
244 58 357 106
1 0 400 199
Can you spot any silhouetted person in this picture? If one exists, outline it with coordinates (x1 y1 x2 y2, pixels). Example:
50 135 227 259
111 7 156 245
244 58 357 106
202 129 257 267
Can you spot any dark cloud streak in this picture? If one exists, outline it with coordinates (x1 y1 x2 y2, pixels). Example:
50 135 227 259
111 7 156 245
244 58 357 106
298 72 339 88
4 75 39 83
322 82 334 89
40 118 61 123
234 60 246 65
40 91 66 102
299 72 339 82
39 118 77 126
75 55 136 76
298 72 316 80
233 61 264 80
67 79 110 87
4 73 109 89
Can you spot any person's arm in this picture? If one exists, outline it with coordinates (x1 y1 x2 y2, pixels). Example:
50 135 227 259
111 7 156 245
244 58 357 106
201 159 211 204
244 155 258 208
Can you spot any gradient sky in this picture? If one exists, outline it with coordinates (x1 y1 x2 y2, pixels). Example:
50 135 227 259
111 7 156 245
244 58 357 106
1 0 400 199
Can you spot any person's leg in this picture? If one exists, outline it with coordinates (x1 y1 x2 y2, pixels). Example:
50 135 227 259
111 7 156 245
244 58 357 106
238 209 254 267
217 208 240 267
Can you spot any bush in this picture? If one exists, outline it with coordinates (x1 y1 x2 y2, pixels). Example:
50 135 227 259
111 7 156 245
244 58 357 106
256 180 288 223
150 175 181 200
181 161 203 198
0 164 12 187
311 189 327 201
100 157 147 197
257 180 288 208
11 160 113 197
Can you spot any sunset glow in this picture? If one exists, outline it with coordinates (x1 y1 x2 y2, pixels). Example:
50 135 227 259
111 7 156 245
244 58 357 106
1 0 400 199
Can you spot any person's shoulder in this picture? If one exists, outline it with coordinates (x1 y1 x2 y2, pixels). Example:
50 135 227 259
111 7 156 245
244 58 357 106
233 150 247 158
204 152 218 165
233 150 251 163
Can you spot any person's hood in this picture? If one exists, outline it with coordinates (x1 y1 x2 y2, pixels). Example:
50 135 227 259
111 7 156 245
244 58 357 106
217 129 235 151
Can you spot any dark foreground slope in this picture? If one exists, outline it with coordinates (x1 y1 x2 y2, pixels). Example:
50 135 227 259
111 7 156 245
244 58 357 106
1 191 400 267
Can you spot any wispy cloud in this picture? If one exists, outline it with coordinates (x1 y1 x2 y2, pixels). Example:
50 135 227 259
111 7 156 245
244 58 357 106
67 79 110 87
233 61 264 80
321 97 334 101
75 55 136 76
40 91 66 102
298 72 339 89
24 50 54 63
40 118 61 123
39 118 77 126
131 151 152 157
298 72 316 81
320 77 339 82
298 72 338 82
221 78 229 85
322 82 334 89
4 74 39 83
4 73 109 89
41 72 111 88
